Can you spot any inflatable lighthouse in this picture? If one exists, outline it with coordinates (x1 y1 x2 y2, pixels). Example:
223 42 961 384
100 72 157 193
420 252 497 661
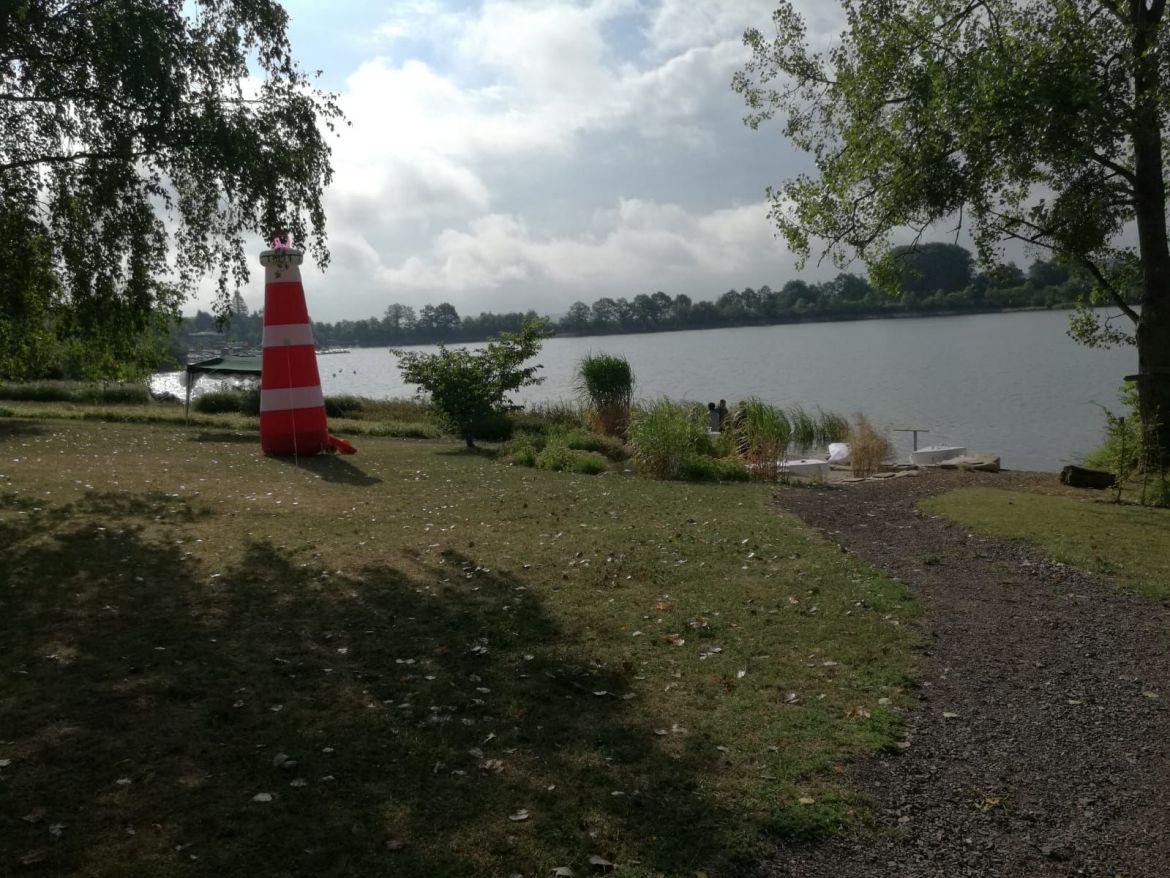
259 235 355 456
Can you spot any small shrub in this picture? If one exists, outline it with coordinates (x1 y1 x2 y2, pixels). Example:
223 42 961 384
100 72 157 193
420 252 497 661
238 387 261 416
577 353 635 436
194 390 245 414
507 445 538 467
565 450 608 475
627 399 711 480
561 428 628 461
0 380 148 404
535 444 608 474
1086 383 1169 506
394 318 551 448
500 431 544 466
96 384 151 404
848 412 892 477
681 455 750 482
535 443 573 472
0 382 74 402
0 406 12 417
469 411 514 442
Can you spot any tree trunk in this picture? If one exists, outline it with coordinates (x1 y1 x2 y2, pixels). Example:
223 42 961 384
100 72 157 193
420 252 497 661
1131 0 1170 469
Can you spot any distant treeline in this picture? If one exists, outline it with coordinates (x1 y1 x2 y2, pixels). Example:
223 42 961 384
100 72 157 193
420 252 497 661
179 244 1133 352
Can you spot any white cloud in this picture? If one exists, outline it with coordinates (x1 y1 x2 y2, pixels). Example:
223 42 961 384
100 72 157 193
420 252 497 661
202 0 837 320
648 0 775 54
311 196 824 316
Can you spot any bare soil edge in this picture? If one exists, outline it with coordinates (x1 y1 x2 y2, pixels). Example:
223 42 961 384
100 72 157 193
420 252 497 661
753 470 1170 878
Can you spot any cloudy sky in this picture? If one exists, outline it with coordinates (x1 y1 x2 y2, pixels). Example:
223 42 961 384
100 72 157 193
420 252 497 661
216 0 850 322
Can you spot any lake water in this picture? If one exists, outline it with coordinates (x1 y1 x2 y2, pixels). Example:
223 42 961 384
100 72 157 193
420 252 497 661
159 310 1137 471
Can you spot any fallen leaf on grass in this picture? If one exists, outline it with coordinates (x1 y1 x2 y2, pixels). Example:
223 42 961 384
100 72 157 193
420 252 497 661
942 711 960 718
0 758 10 768
1142 691 1160 699
662 634 685 646
797 796 816 805
589 854 616 871
21 808 45 824
508 809 529 822
783 692 800 704
20 851 46 865
252 792 274 803
846 705 871 720
551 867 574 876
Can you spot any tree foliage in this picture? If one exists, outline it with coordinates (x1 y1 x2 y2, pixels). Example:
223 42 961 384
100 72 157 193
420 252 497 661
0 0 341 380
189 251 1103 355
890 242 974 296
393 318 552 448
736 0 1170 460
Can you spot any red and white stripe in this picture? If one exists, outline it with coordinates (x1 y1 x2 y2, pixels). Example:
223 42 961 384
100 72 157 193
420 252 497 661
259 248 330 456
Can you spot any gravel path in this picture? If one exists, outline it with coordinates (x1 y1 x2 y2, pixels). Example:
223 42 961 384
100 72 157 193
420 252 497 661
757 470 1170 878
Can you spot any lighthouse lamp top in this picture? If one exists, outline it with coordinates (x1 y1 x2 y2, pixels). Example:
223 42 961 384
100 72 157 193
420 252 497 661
259 229 304 267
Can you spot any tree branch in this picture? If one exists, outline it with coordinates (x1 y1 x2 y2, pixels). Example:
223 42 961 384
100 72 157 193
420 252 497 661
0 149 153 174
1079 256 1141 321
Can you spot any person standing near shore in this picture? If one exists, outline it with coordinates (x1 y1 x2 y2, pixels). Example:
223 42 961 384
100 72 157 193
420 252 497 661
706 402 720 432
715 399 729 428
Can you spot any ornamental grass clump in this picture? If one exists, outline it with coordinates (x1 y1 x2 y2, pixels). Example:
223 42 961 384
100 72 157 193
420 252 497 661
787 405 818 453
734 398 791 482
818 410 850 445
576 353 635 436
783 405 849 456
627 399 711 480
848 412 893 477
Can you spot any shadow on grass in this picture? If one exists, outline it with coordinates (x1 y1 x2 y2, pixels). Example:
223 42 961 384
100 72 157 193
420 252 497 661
0 418 49 440
435 444 502 460
187 430 257 444
267 453 383 487
0 492 749 877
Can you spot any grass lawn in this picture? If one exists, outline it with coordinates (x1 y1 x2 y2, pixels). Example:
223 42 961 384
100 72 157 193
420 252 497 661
0 399 441 440
922 487 1170 601
0 418 916 877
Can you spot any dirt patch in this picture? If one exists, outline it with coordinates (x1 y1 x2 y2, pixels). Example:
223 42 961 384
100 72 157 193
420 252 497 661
757 470 1170 878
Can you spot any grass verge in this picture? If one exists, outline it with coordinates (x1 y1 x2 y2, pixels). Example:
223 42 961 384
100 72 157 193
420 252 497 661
0 419 916 877
0 400 440 440
921 487 1170 600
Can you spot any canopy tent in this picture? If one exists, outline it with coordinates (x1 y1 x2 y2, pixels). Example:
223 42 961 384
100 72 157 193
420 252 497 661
184 355 262 422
